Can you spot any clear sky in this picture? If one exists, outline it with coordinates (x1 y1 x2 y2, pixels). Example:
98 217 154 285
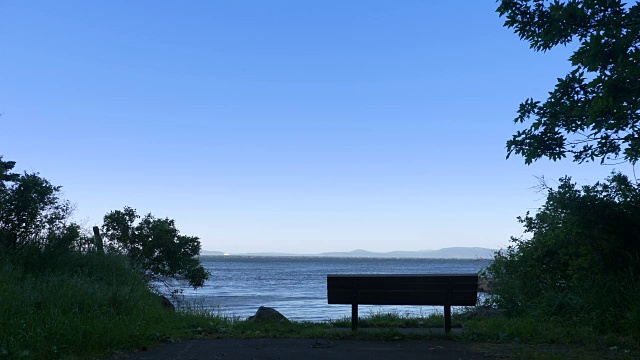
1 1 630 254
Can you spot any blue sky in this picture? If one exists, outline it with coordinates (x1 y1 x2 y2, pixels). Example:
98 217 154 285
1 1 627 253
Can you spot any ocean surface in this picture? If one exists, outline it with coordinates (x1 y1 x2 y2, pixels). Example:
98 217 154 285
178 256 493 322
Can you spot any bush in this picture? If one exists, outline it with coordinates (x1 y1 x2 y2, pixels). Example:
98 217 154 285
486 173 640 333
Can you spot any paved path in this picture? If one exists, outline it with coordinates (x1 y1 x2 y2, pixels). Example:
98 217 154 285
119 338 497 360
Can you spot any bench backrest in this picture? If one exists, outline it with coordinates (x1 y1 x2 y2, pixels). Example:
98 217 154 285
327 274 478 306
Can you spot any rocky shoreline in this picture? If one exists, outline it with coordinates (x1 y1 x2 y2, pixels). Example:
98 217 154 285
477 277 494 293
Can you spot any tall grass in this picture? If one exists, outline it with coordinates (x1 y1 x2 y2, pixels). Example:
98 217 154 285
0 252 224 360
330 310 451 329
486 264 640 338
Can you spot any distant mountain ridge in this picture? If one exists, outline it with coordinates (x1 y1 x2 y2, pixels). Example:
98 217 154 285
316 247 496 259
201 247 496 259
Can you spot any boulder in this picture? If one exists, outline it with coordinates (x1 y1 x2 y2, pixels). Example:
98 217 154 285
247 306 289 322
477 277 494 293
462 306 507 320
158 294 175 311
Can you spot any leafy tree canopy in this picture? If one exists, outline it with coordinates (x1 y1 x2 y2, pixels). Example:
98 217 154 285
0 157 77 252
498 0 640 164
0 156 19 186
1 156 209 291
101 207 209 289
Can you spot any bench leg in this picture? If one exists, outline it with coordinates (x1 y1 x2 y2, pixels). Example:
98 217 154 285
351 303 358 331
444 305 451 333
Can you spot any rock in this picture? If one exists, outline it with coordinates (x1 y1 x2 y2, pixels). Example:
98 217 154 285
247 306 289 322
477 277 494 293
462 306 507 320
158 294 175 311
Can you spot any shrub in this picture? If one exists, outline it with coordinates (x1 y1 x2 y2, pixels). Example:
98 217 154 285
486 173 640 332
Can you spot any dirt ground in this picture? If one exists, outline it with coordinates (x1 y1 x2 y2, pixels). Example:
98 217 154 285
116 338 497 360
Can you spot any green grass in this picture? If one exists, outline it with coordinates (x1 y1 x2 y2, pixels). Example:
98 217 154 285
330 310 449 329
0 252 225 359
462 315 639 349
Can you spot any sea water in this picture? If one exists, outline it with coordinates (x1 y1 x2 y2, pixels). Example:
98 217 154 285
178 256 492 322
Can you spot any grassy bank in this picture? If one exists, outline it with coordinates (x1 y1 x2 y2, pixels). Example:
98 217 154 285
0 252 222 360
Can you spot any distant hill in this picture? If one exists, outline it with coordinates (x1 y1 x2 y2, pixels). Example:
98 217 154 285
201 247 497 259
317 247 496 259
240 252 298 257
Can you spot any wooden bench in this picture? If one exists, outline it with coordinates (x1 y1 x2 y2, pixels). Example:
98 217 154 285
327 274 478 332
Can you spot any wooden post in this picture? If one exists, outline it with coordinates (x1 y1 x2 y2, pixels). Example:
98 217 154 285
92 226 104 254
351 278 358 331
444 276 452 333
444 304 452 333
352 303 358 331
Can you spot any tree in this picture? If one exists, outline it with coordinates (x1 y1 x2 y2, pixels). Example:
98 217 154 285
0 156 19 187
498 0 640 164
1 156 208 291
0 157 77 252
101 207 209 290
491 3 640 333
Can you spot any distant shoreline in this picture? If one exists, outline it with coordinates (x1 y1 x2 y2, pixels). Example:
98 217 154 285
200 254 494 260
200 247 497 259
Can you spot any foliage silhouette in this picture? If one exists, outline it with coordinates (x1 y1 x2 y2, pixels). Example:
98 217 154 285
0 156 208 291
102 207 209 290
0 157 80 254
486 173 640 332
498 0 640 164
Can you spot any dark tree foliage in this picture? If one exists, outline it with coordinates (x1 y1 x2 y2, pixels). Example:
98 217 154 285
102 207 209 289
0 156 20 187
498 0 640 164
0 157 78 252
486 173 640 329
1 156 208 291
